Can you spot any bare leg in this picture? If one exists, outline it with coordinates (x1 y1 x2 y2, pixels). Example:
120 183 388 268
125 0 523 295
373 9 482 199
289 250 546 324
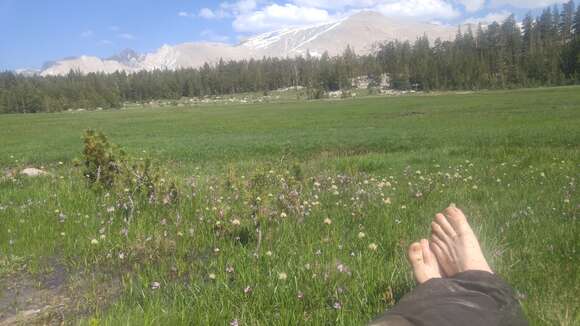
370 206 527 326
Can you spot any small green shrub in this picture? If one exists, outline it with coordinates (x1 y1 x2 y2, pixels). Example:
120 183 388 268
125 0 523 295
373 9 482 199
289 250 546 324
82 129 123 188
81 129 178 205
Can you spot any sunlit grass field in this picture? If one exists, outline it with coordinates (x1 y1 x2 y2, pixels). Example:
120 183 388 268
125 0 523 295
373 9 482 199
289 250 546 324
0 87 579 325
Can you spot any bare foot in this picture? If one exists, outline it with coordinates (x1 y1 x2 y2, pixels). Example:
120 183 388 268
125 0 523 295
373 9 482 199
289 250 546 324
429 205 492 277
408 239 442 284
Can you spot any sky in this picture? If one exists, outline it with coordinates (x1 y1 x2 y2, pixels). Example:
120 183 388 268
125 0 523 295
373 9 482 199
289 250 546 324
0 0 570 70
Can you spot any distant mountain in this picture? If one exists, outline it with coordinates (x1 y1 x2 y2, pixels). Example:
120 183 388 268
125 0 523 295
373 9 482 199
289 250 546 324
239 11 456 57
15 68 40 77
39 11 457 76
106 49 142 66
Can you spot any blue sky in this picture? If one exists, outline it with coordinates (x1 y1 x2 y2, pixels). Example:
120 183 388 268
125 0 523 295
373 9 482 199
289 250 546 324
0 0 568 70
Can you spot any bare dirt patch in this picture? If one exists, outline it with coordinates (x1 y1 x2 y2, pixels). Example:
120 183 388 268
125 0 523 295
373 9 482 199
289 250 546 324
0 258 123 325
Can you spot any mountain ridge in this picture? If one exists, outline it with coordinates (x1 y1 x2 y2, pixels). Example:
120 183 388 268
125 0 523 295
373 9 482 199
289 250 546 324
38 11 457 76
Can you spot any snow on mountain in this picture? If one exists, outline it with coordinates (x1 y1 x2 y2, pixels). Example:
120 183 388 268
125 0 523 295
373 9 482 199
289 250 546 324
239 19 347 57
39 11 456 76
241 11 455 57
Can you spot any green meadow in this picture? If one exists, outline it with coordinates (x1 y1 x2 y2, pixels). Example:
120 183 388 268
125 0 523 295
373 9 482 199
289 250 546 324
0 87 578 325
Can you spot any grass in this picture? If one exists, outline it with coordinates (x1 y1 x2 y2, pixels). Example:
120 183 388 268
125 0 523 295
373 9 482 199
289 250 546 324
0 87 579 325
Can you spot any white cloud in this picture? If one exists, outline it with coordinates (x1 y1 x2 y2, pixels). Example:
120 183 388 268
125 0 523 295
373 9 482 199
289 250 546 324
490 0 566 9
203 0 570 36
221 0 259 14
80 30 93 38
199 1 259 19
118 33 135 40
233 3 332 32
199 8 219 19
178 11 192 17
291 0 377 10
200 29 231 42
98 40 112 46
464 10 511 24
456 0 485 12
375 0 460 20
109 25 120 32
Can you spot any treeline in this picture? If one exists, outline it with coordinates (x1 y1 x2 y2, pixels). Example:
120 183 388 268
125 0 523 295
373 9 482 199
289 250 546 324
1 1 580 114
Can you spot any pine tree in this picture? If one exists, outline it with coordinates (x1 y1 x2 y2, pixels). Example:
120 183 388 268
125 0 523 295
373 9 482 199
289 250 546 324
561 0 576 44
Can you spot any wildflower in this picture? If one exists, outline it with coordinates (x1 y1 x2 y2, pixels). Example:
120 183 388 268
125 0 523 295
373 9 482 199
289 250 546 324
324 218 332 225
231 219 241 226
208 273 216 280
333 301 342 309
119 252 125 260
151 281 160 290
265 250 273 256
337 263 351 275
280 212 287 218
106 206 115 213
214 247 220 253
91 239 99 245
226 266 235 273
278 272 288 280
297 291 304 300
383 197 392 204
358 232 366 239
244 286 252 294
472 185 478 190
60 232 66 236
368 243 378 251
230 319 239 326
58 161 63 165
401 205 407 209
